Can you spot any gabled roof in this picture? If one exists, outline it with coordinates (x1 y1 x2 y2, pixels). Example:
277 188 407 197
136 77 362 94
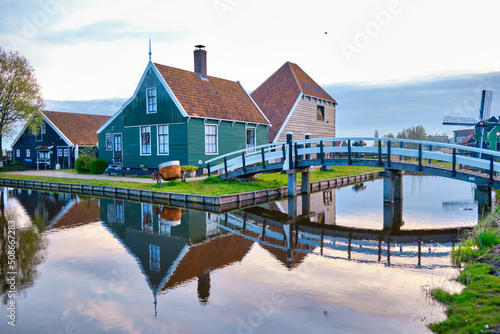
154 63 269 125
251 62 336 141
42 110 111 146
454 129 475 137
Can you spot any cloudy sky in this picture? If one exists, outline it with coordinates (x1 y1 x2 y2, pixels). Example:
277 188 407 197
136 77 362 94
1 0 500 101
1 0 500 144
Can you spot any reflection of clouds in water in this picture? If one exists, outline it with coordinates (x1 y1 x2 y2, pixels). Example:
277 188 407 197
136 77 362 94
335 176 477 229
4 195 31 229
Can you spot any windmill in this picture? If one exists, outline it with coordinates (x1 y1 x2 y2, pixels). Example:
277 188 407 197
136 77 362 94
443 90 494 153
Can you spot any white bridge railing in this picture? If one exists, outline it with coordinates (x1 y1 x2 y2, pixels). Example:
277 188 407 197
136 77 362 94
205 137 500 178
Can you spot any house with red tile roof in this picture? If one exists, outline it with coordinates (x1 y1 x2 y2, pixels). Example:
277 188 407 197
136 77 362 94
11 110 110 169
97 45 270 170
251 62 337 143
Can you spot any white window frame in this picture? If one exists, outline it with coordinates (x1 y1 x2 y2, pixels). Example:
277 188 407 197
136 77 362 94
16 149 20 158
140 126 151 156
105 133 113 151
26 149 30 158
63 148 68 157
157 125 169 155
246 127 256 152
205 124 218 155
58 149 62 157
41 123 46 134
146 87 157 114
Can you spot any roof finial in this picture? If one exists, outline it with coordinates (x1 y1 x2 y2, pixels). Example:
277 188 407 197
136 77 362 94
148 37 152 61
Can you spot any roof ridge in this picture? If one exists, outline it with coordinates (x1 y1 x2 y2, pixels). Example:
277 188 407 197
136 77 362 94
41 110 111 118
154 62 240 85
286 61 303 92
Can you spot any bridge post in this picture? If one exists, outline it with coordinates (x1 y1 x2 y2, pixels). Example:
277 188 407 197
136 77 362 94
381 170 403 203
301 169 310 194
305 134 311 160
475 184 492 210
287 133 297 197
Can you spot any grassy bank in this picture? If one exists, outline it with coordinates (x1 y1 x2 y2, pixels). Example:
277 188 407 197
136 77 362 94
429 207 500 333
0 166 381 196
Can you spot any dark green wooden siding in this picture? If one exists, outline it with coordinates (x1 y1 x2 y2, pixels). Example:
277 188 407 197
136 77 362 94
186 118 269 166
123 68 185 127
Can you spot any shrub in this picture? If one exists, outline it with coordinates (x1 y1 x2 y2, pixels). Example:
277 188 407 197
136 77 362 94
181 165 198 172
89 158 108 174
75 155 92 173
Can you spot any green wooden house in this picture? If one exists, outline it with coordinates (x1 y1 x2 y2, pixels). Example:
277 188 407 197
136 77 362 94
97 46 270 170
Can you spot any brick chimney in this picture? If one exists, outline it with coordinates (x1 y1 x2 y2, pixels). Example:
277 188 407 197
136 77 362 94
194 45 207 79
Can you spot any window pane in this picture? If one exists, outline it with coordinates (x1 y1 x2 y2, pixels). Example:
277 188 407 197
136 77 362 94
317 105 325 121
205 125 217 154
141 127 151 154
158 125 168 154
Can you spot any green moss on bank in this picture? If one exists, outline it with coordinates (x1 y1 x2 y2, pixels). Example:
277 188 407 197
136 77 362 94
429 207 500 333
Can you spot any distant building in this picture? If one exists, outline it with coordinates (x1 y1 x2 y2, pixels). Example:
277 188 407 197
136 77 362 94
453 129 474 144
11 110 110 169
97 45 270 169
251 62 336 143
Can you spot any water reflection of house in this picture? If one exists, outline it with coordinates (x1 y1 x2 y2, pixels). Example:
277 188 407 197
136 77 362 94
11 189 101 229
99 199 254 309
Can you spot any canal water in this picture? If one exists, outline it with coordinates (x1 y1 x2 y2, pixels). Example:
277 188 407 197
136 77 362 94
0 175 479 334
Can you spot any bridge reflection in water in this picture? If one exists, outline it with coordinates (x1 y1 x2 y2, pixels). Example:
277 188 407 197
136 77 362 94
210 189 469 269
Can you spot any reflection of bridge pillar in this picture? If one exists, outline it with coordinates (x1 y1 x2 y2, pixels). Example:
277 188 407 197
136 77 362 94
381 170 403 203
301 194 311 217
383 199 404 231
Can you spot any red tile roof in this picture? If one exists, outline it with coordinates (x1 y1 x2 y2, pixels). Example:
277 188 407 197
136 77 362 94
42 110 111 146
251 62 336 141
154 63 269 125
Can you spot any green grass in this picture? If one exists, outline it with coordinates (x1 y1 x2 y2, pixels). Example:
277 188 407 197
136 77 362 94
0 165 381 196
255 166 381 186
428 207 500 333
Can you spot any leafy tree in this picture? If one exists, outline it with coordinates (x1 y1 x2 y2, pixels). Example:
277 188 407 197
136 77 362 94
0 47 44 162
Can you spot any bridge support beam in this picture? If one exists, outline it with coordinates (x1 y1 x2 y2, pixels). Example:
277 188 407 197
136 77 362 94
475 184 492 216
381 170 403 203
288 171 297 197
301 169 310 194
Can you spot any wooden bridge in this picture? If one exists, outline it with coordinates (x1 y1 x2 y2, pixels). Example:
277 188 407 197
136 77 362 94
206 134 500 204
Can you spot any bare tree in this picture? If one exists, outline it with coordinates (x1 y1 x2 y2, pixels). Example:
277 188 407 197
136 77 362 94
0 47 44 162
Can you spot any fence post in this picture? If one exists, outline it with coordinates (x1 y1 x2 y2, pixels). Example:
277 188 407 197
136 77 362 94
207 162 211 177
287 133 293 170
387 141 391 167
241 152 246 173
378 140 382 166
224 157 228 175
294 143 299 167
452 148 456 177
261 147 266 169
399 141 403 161
347 139 352 165
320 140 325 165
305 133 311 160
428 145 432 164
418 143 422 171
490 156 494 184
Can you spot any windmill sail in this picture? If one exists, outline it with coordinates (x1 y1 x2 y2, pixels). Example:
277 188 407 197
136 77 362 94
442 116 477 126
442 89 494 126
479 89 493 120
